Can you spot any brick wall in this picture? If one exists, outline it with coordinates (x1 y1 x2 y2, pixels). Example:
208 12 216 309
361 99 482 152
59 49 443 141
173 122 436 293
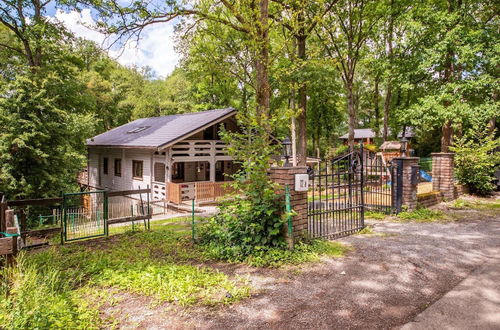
432 153 455 200
269 166 308 240
393 157 420 210
417 191 443 208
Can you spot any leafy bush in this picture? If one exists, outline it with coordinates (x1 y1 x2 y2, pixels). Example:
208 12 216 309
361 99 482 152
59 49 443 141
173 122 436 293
451 128 500 195
199 124 287 261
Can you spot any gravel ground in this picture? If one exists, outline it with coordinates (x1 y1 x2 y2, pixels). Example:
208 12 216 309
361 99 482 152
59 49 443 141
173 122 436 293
103 198 500 329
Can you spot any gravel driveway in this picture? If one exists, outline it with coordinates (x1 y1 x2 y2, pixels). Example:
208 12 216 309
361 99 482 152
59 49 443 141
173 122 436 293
105 201 500 329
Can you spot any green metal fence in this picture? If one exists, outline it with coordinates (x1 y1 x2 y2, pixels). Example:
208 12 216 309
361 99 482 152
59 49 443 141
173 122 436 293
62 190 108 242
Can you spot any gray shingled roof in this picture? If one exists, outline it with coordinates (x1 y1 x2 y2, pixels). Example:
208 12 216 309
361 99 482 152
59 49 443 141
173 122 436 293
87 108 236 149
339 128 376 139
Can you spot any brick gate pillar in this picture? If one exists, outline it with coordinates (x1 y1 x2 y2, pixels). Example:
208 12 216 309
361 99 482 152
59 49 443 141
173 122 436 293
269 166 308 242
431 153 455 200
393 157 420 211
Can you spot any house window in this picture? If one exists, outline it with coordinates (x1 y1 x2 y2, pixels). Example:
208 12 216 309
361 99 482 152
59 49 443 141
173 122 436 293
154 162 165 182
103 157 108 175
114 159 121 177
132 160 143 180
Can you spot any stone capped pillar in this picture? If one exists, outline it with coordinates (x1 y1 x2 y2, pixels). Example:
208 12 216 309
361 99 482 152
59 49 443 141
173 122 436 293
393 157 420 211
431 152 455 200
269 166 308 240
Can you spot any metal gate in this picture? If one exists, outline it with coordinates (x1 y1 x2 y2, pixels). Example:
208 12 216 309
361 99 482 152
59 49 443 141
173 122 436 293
308 146 399 239
308 149 365 239
362 151 396 214
62 190 108 242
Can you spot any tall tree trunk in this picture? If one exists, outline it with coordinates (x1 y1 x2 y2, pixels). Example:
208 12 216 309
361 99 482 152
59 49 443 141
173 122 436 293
441 120 453 152
297 30 307 165
255 0 270 128
440 0 456 152
488 89 498 135
347 79 356 150
374 75 380 136
383 83 392 141
383 0 394 141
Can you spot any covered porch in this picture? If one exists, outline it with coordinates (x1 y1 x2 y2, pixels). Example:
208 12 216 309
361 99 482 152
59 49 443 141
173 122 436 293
151 140 237 204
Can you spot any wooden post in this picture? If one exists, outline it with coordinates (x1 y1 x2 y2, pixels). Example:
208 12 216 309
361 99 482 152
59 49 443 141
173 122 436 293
0 195 6 233
5 209 17 266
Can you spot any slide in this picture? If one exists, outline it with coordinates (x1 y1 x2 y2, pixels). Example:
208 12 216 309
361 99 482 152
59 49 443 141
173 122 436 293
420 169 432 182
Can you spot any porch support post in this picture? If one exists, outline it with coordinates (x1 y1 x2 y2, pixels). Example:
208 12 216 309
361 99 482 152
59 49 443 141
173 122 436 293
165 148 172 183
209 160 216 182
210 141 216 181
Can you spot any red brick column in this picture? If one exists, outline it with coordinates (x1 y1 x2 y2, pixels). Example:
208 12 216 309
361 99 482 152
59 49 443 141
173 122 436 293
431 153 455 200
269 166 308 241
393 157 420 211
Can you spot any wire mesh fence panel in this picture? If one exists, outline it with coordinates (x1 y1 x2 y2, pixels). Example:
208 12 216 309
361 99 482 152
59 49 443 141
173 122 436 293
63 191 107 241
308 150 365 239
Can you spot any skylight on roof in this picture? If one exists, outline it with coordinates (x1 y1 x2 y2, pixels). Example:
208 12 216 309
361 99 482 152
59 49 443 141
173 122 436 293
127 126 151 134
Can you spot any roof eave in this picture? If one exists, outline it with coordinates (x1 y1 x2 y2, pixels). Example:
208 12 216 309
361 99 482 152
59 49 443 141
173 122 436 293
87 145 158 150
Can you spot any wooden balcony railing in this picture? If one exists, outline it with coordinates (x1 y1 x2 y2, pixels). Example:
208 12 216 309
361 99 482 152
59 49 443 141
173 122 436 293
167 181 233 204
171 140 229 159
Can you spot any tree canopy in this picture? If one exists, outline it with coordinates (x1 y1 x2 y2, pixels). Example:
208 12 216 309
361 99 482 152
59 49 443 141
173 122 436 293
0 0 498 198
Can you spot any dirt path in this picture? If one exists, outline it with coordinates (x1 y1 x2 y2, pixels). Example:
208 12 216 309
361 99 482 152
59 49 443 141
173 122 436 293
102 206 500 329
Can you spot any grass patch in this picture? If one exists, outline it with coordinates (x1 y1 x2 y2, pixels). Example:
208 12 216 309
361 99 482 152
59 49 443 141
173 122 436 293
397 208 446 222
1 224 249 328
452 198 500 210
201 240 350 268
354 226 395 237
365 211 387 220
355 226 374 235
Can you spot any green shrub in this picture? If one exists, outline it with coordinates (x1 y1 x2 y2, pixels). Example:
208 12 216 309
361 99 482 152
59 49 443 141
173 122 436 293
451 128 500 196
199 124 286 261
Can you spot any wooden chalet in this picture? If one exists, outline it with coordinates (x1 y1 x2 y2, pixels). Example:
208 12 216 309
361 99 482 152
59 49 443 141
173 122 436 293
84 108 239 204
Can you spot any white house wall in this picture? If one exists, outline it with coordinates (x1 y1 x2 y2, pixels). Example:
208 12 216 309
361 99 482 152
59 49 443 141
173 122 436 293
88 148 153 192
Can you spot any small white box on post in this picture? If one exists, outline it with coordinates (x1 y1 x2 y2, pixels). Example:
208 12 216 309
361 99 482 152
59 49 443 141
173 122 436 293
294 174 309 192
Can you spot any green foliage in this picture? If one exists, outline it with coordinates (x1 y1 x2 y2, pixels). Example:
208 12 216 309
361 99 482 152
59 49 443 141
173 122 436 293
200 124 286 260
327 145 350 159
397 208 445 222
0 255 101 329
0 73 96 198
364 144 378 152
201 239 349 267
0 225 250 328
451 128 500 196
